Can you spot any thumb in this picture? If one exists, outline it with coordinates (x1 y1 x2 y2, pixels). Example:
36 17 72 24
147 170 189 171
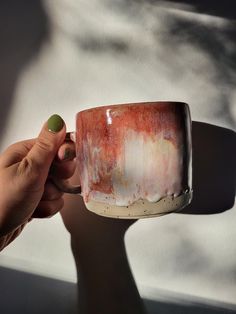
26 114 66 178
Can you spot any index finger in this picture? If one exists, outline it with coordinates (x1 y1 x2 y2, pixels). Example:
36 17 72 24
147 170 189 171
0 139 36 168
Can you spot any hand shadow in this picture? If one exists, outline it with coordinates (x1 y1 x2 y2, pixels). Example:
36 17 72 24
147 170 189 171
61 193 136 254
181 121 236 215
61 195 144 314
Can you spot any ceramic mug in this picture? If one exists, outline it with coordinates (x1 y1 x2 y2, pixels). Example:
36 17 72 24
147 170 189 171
55 101 192 218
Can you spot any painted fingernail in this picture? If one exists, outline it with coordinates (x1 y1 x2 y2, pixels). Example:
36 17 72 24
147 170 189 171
47 114 64 133
63 148 76 160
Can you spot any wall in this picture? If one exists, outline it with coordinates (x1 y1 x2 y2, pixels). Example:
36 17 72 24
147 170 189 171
0 0 235 312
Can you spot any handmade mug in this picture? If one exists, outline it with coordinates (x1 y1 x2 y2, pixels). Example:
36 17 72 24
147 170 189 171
56 101 192 218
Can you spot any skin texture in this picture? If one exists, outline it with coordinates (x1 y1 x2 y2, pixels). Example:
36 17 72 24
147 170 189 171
0 119 76 250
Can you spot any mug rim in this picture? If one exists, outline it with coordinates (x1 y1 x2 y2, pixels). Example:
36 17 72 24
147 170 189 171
76 101 188 116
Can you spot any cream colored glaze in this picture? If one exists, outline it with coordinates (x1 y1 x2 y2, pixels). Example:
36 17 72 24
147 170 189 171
81 129 185 206
85 191 192 219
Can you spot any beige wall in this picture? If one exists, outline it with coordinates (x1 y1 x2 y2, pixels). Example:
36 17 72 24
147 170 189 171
0 0 235 308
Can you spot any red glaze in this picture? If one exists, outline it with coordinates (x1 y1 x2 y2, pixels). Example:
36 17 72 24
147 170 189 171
76 102 191 202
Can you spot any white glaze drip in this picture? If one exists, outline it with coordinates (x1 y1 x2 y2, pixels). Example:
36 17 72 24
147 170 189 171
82 129 184 206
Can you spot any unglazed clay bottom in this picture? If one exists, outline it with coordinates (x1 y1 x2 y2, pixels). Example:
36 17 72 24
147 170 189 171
85 191 192 219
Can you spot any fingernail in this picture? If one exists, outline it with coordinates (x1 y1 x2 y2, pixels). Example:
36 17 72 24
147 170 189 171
47 114 64 133
63 148 76 160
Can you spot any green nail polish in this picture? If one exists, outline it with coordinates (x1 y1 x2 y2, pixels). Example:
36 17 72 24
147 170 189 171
64 149 71 160
47 114 64 133
63 148 76 160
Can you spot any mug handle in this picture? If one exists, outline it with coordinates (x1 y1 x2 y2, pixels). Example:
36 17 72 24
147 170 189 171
52 178 81 194
51 132 81 194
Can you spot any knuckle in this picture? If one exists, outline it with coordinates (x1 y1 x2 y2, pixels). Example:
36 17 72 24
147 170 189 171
55 198 64 212
37 137 55 154
17 157 42 192
17 157 34 177
46 198 64 216
43 185 63 201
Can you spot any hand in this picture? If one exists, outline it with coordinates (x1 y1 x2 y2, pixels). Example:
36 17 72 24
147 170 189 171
0 115 76 251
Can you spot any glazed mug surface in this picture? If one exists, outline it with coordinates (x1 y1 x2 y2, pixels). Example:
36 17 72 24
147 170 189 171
58 101 192 218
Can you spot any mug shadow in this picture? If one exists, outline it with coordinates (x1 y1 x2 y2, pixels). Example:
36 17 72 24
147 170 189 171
181 121 236 215
1 266 236 314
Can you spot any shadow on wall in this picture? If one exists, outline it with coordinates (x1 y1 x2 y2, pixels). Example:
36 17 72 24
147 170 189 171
0 266 78 314
161 3 236 128
145 298 236 314
0 0 49 144
161 0 236 20
181 121 236 215
122 0 236 128
164 9 236 128
1 266 236 314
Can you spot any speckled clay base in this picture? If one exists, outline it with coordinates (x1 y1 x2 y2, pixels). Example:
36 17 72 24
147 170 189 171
85 191 192 219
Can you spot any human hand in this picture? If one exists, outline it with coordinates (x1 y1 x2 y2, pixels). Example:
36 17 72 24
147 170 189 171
0 115 76 251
